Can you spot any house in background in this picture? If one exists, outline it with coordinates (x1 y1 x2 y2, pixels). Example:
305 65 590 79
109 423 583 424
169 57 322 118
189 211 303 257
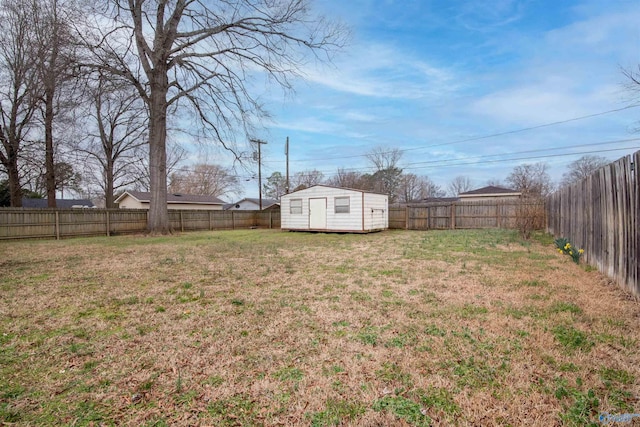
280 185 388 233
224 198 279 211
21 198 95 208
458 186 521 201
115 191 225 210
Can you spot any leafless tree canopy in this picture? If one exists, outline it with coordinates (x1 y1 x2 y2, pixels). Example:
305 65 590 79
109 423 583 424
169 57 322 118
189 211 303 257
0 0 43 207
560 155 609 187
506 162 554 198
168 163 241 199
448 175 473 196
292 169 324 190
81 0 346 232
365 146 403 171
76 75 148 208
325 168 369 190
397 173 444 203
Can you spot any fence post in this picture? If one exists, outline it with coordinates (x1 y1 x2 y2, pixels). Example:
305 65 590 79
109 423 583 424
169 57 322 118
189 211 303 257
269 210 272 229
209 210 212 230
106 210 110 237
232 211 235 230
55 211 60 240
180 211 184 232
405 207 409 230
450 203 456 229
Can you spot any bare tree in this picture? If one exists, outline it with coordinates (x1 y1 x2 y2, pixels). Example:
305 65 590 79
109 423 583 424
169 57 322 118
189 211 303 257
36 161 81 198
292 169 324 190
560 155 609 187
366 146 403 171
130 140 186 192
77 75 148 208
33 0 79 207
397 173 444 203
0 0 42 207
448 175 473 196
506 162 554 197
365 146 403 201
486 178 504 187
326 168 368 190
169 163 240 199
84 1 345 233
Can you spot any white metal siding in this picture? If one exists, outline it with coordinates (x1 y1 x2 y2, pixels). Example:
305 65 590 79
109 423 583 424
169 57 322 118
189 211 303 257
281 186 388 232
363 193 388 230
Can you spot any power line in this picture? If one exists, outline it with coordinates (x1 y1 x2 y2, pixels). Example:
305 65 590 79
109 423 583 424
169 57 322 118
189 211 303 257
310 145 640 178
403 138 640 168
268 104 640 164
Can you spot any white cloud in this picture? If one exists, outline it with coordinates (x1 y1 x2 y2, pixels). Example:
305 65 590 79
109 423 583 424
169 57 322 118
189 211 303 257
301 43 460 100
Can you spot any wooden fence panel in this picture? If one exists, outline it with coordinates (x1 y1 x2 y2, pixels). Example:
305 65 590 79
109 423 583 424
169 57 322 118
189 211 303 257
546 150 639 297
0 209 57 239
388 207 407 229
0 208 281 240
394 200 526 231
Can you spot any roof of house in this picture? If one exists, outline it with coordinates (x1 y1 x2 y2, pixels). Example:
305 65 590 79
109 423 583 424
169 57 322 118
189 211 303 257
21 198 95 208
223 198 280 210
459 186 520 196
411 197 460 204
115 191 226 205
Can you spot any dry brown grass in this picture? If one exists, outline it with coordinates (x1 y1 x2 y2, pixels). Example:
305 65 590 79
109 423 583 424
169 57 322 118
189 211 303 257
1 229 639 426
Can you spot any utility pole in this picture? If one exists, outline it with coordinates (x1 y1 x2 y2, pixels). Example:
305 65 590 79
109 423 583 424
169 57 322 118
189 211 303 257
250 138 267 209
285 136 290 194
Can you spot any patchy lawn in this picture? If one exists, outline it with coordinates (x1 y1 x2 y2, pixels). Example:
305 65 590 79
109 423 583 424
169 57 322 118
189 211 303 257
1 229 638 426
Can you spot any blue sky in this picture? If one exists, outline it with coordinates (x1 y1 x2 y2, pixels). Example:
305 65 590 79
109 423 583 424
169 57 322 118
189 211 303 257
235 0 640 197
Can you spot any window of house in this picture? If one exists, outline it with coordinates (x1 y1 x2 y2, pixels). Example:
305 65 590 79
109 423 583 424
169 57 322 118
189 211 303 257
290 199 302 214
335 197 350 214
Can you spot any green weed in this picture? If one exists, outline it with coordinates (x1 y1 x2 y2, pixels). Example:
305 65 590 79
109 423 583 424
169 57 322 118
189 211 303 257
308 399 365 426
372 395 430 427
273 366 304 382
552 325 594 352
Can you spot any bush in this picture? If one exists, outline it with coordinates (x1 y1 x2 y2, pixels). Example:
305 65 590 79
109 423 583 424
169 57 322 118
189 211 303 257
515 197 546 239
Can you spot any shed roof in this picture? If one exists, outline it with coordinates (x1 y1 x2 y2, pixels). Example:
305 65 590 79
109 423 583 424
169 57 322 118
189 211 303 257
283 184 387 196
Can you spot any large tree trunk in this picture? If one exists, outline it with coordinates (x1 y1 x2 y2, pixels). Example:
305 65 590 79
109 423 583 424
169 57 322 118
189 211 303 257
105 157 115 209
44 89 56 207
7 159 22 207
146 71 169 234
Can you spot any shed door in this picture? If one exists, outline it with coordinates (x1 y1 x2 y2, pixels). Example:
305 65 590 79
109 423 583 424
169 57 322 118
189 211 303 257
309 198 327 229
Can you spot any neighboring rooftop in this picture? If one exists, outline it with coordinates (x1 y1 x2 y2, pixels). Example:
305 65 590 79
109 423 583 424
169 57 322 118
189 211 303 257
116 191 226 205
21 198 95 208
459 186 520 196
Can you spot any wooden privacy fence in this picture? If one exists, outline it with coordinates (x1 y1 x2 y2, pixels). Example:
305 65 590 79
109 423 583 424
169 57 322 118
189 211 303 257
546 150 639 297
0 208 281 240
389 200 540 230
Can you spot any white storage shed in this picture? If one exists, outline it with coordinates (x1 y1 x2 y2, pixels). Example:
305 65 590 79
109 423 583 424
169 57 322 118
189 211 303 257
280 185 388 233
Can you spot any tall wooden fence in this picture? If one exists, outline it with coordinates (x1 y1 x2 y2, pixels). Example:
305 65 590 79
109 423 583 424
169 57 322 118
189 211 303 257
389 200 537 230
546 150 639 297
0 208 280 240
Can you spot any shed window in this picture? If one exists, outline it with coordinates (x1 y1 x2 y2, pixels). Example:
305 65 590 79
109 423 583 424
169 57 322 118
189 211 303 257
290 199 302 214
335 197 350 214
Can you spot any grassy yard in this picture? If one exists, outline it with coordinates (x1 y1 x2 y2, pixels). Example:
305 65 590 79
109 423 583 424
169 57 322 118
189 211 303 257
1 229 639 426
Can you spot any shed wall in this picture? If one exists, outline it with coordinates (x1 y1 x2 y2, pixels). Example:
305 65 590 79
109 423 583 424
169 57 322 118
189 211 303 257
363 193 388 230
281 186 388 232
